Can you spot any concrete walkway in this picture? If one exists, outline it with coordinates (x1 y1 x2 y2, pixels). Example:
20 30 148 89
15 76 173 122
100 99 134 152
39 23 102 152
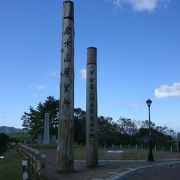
42 154 180 180
113 161 180 180
39 149 180 180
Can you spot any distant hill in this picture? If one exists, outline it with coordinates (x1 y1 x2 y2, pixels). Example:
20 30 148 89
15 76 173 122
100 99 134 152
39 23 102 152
0 126 24 134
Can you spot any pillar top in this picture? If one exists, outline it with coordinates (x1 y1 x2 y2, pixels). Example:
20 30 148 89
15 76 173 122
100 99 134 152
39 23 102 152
45 112 49 116
63 1 74 19
87 47 97 64
63 1 74 4
87 47 97 50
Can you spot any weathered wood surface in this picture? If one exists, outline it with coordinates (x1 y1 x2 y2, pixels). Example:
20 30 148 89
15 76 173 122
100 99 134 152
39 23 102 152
17 144 46 178
86 47 98 167
177 133 180 152
57 0 74 172
44 113 50 144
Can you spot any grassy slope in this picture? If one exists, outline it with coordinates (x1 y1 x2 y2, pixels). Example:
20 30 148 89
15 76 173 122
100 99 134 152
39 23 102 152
0 151 23 180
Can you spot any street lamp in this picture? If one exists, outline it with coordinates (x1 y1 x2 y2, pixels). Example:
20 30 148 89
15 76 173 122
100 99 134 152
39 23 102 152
146 98 154 161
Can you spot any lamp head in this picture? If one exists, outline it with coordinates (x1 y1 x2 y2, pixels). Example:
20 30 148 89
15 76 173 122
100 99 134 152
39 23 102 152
146 98 152 107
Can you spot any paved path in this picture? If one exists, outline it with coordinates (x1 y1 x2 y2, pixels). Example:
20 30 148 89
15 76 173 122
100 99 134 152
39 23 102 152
39 150 180 180
40 149 180 180
116 162 180 180
44 158 152 180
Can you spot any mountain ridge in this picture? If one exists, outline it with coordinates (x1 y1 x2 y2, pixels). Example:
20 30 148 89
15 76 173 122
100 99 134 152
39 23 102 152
0 126 24 134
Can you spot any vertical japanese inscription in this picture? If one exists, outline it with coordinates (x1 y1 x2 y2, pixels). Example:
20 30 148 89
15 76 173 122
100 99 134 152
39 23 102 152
88 64 96 137
61 11 74 113
58 1 74 172
86 47 98 167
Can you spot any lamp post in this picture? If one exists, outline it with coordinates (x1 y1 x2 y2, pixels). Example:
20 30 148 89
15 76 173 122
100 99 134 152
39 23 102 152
146 98 154 161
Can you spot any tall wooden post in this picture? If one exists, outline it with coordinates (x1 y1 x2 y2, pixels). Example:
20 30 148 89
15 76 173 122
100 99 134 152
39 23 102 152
57 0 74 172
177 133 180 152
44 113 50 144
86 47 98 167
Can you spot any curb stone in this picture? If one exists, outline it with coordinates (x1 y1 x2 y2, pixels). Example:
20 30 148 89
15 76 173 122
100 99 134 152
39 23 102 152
109 160 180 180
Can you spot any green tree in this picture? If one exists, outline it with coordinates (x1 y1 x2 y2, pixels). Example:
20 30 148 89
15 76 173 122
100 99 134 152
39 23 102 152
21 96 176 148
0 133 9 155
140 120 155 129
74 108 86 144
118 117 138 135
98 116 120 146
21 96 59 139
136 122 176 149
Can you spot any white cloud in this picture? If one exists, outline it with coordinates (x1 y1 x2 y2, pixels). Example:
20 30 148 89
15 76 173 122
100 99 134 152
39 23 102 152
111 0 170 12
129 103 142 109
46 71 59 78
79 68 86 80
27 84 46 90
113 101 142 110
33 93 44 99
154 82 180 98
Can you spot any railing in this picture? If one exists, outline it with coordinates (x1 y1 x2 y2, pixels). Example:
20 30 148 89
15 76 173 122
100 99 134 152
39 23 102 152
17 144 46 180
100 144 177 152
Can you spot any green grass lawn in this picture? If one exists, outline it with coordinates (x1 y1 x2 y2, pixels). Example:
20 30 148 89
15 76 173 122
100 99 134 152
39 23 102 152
26 144 180 161
74 147 148 160
9 133 33 143
0 150 23 180
75 148 180 160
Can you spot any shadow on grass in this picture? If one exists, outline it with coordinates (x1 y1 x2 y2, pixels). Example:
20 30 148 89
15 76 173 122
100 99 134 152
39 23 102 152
0 150 23 180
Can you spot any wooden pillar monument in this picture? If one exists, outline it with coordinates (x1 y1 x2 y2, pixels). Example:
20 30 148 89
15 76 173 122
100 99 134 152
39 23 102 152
57 0 74 172
86 47 98 167
44 113 50 144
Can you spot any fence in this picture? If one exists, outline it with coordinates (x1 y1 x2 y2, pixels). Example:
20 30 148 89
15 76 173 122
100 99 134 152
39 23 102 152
17 144 46 180
101 144 177 152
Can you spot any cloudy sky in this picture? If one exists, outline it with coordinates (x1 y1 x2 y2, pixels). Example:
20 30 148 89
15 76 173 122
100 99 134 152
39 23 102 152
0 0 180 132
